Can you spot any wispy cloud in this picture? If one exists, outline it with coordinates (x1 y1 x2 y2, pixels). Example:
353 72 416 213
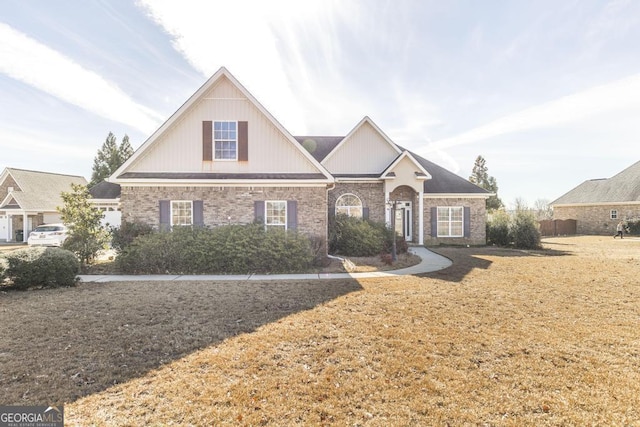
0 23 163 134
416 73 640 155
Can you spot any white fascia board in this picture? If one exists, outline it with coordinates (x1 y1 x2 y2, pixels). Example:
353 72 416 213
423 193 492 199
115 179 331 188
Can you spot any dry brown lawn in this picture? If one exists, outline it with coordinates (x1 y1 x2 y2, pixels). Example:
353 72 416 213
1 236 639 425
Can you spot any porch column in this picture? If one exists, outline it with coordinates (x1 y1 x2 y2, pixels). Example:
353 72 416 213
22 212 28 242
384 191 390 226
418 191 424 245
7 214 12 242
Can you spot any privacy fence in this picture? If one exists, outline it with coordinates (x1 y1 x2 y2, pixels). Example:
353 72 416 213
538 219 577 236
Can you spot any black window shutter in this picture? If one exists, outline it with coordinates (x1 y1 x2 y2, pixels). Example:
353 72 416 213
203 121 212 161
464 206 471 238
238 121 248 161
430 207 437 237
159 200 170 231
193 200 204 226
287 200 297 230
254 201 265 224
362 207 369 220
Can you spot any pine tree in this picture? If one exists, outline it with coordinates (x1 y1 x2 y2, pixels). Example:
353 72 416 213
89 132 134 187
469 155 503 211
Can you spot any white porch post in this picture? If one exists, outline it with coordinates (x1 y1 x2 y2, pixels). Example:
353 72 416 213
22 212 28 242
384 191 391 226
7 214 12 242
418 191 424 245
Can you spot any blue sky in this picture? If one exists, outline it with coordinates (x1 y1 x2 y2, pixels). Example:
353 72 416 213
1 0 639 207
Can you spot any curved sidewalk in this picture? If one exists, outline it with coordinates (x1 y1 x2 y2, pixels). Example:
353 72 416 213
78 247 452 283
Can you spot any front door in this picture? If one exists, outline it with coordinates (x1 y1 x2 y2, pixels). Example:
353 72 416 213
394 201 412 242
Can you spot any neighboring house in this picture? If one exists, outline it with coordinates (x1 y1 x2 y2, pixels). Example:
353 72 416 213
88 181 122 228
0 168 87 242
110 67 490 250
551 160 640 235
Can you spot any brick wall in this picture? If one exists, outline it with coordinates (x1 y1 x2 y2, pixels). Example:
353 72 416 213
0 175 19 201
423 198 487 246
328 182 385 222
554 204 640 235
121 185 328 240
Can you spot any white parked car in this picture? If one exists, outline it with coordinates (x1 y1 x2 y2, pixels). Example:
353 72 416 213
27 224 69 247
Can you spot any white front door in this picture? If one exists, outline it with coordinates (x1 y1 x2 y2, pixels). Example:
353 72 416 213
0 215 7 241
394 201 412 242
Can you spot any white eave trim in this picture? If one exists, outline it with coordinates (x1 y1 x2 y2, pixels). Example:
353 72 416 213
423 193 492 199
115 179 332 187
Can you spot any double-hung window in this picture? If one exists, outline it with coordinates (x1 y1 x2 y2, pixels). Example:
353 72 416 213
265 201 287 229
171 200 193 226
610 210 618 220
214 121 237 160
437 206 463 237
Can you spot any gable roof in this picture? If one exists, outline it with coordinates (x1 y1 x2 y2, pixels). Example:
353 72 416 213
381 151 432 181
295 135 490 195
321 116 401 165
111 67 333 183
551 160 640 205
0 168 87 211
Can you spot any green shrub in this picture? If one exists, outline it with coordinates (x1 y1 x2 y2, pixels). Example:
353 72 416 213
0 256 7 284
329 214 406 257
627 219 640 235
510 211 542 249
110 221 154 252
329 214 384 256
116 224 314 274
3 247 80 290
487 210 511 246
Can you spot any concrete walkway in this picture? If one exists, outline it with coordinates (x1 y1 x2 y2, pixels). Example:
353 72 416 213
78 247 452 283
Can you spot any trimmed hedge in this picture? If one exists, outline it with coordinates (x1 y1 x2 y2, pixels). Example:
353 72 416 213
2 247 80 290
116 224 314 274
487 210 511 246
329 214 407 257
0 256 7 283
110 221 154 252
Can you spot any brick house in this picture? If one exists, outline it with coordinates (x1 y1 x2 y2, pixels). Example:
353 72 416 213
0 168 87 242
551 160 640 235
110 67 490 249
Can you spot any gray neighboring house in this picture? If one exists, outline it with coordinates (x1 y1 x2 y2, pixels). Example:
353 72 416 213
551 160 640 235
0 168 87 242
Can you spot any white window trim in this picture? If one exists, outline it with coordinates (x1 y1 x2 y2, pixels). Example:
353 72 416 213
437 206 464 238
170 200 193 226
213 120 238 161
265 200 287 230
335 193 363 218
610 210 618 220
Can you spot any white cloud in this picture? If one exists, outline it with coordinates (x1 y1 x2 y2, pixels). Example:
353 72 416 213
417 73 640 154
0 23 164 134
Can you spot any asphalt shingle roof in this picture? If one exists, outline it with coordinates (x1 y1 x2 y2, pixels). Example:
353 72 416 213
295 137 488 195
551 160 640 205
1 168 87 211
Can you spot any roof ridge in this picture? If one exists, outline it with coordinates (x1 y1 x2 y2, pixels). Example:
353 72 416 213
8 167 86 179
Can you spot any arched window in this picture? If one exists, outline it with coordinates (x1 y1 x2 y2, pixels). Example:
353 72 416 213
335 194 363 218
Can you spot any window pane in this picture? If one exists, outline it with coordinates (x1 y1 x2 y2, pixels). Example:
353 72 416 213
266 201 287 228
213 121 238 160
171 201 192 226
335 194 363 218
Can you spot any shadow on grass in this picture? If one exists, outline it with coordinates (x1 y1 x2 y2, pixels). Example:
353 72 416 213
0 278 362 405
420 245 573 283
